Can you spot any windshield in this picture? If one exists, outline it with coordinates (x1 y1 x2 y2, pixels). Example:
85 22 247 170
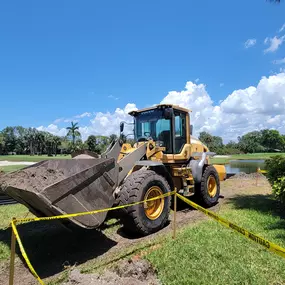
134 109 172 153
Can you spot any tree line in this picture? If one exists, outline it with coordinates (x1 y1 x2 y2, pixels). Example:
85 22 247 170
0 122 119 156
1 121 284 156
199 129 285 154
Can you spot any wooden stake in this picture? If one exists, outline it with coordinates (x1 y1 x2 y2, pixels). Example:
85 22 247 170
172 189 177 240
9 219 16 285
256 168 259 186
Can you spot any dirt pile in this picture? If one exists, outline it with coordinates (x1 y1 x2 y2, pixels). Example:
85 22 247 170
0 166 66 193
229 172 267 180
0 171 5 193
63 259 160 285
0 171 5 183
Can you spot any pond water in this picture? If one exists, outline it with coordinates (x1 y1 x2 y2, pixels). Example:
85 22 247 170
225 159 265 174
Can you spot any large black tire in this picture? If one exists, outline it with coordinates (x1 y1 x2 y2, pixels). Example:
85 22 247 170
195 165 220 207
118 169 171 236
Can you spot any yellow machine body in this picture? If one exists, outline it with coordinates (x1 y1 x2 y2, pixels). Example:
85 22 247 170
118 104 226 196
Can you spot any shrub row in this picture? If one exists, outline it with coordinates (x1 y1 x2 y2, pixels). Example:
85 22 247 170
265 155 285 203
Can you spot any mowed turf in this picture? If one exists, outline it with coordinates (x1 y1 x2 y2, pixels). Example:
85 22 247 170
0 165 26 173
210 152 285 164
1 153 284 165
146 194 285 285
0 154 71 162
0 166 284 284
0 204 30 260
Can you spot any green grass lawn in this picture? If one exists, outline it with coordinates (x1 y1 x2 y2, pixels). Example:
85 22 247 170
0 204 30 260
0 165 26 173
73 183 285 285
0 154 71 162
146 194 285 285
1 153 284 165
1 180 285 284
211 152 285 164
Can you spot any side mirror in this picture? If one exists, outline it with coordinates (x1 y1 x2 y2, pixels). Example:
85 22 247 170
190 124 193 135
120 122 124 133
163 108 174 120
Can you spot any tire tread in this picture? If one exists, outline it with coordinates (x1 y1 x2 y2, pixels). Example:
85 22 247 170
118 169 171 235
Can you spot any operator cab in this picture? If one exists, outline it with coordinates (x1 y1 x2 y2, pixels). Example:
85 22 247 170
129 104 191 154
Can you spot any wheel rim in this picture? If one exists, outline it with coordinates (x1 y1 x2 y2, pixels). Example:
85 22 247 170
207 175 217 198
144 186 164 220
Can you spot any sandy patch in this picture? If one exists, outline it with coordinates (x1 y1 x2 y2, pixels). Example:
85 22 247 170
0 161 35 166
212 155 230 158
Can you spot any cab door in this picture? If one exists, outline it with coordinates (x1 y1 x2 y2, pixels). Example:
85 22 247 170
173 110 191 162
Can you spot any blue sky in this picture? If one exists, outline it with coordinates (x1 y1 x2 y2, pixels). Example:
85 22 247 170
0 0 285 141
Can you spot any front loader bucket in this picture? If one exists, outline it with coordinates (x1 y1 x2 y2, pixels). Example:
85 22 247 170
2 157 119 229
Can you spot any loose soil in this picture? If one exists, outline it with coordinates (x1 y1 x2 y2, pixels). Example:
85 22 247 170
228 171 265 180
63 259 160 285
0 166 66 192
0 173 271 285
0 171 6 193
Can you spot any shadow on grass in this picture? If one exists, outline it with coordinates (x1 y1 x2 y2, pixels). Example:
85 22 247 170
0 220 117 278
116 219 172 240
228 193 285 237
228 194 285 217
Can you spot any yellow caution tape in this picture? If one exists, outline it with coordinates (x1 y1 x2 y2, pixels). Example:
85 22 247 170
177 193 285 259
11 190 285 285
15 191 175 224
11 220 45 285
10 191 175 285
257 168 268 174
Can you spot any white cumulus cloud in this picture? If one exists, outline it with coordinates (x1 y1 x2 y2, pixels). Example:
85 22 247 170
74 112 92 119
264 36 285 53
273 57 285 65
53 118 64 124
78 103 137 140
244 38 256 49
279 23 285 33
108 95 119 100
161 73 285 141
38 73 285 143
37 124 67 137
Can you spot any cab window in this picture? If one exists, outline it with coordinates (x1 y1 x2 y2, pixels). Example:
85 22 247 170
174 111 187 154
135 109 173 153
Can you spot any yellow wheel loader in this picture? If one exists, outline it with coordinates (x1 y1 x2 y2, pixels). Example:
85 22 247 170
1 104 226 235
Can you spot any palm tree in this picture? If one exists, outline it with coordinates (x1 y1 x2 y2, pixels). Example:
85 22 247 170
53 136 62 156
24 128 38 155
44 132 54 156
66 121 81 147
35 131 45 155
